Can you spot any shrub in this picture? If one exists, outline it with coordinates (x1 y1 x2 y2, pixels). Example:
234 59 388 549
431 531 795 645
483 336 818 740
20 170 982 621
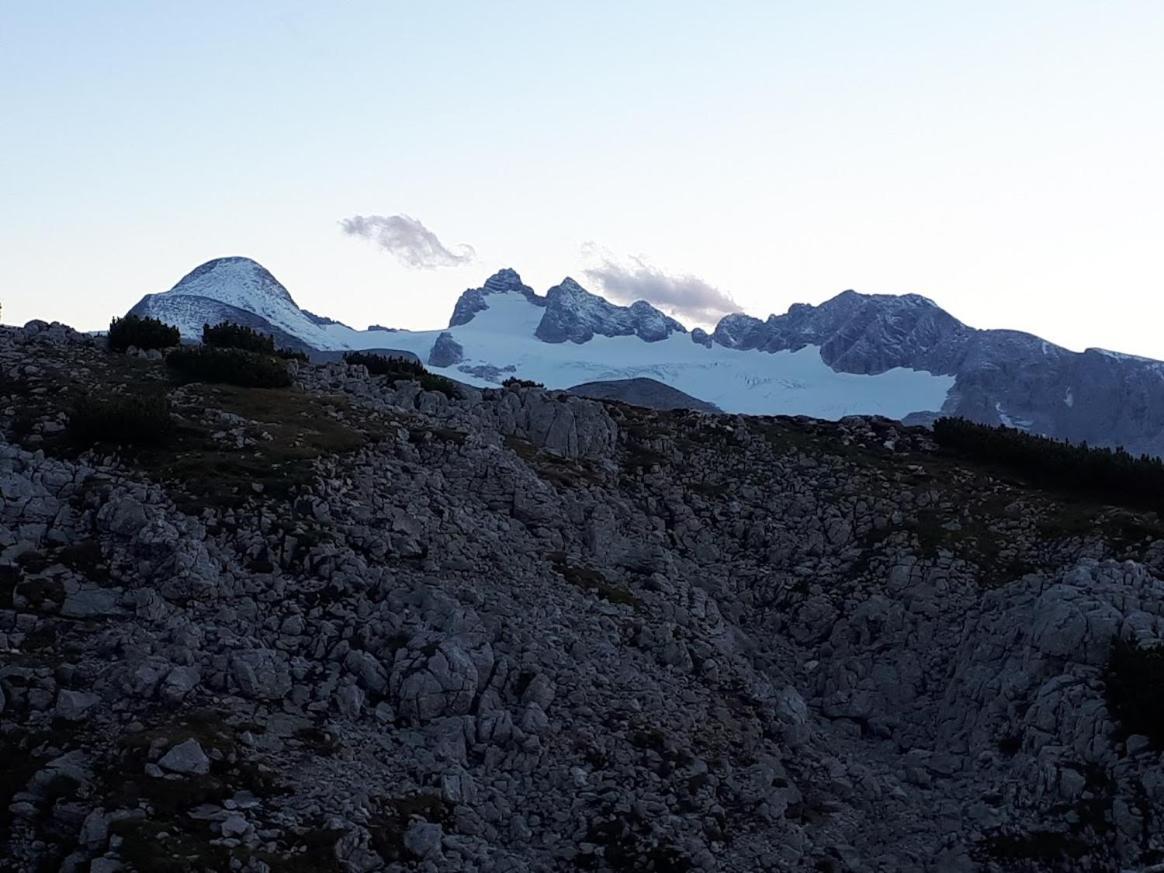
502 376 544 389
67 393 174 447
342 351 457 399
166 347 291 388
108 315 180 352
277 348 309 363
342 351 425 377
202 322 275 353
1104 635 1164 748
933 417 1164 513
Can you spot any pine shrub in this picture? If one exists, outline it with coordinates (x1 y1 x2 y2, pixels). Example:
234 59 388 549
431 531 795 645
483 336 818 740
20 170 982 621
933 417 1164 512
342 351 456 398
1104 636 1164 748
202 321 276 353
67 394 174 447
166 347 291 388
502 377 544 389
108 315 180 352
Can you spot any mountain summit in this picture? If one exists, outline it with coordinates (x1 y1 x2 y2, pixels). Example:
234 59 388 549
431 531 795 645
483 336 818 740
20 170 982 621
128 257 337 351
123 258 1164 456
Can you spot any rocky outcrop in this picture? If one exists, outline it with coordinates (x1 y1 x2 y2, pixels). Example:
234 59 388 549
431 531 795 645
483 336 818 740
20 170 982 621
709 289 1164 457
448 268 543 328
534 278 686 344
428 331 464 367
3 322 1164 872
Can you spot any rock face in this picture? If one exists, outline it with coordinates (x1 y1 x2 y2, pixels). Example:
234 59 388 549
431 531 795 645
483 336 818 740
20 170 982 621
6 321 1164 872
427 331 464 368
567 377 720 413
709 289 1164 457
448 268 543 328
534 278 686 344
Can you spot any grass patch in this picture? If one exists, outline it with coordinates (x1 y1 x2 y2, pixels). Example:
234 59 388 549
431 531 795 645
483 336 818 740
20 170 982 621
66 392 174 448
138 384 371 509
504 435 603 488
548 552 640 607
367 792 451 862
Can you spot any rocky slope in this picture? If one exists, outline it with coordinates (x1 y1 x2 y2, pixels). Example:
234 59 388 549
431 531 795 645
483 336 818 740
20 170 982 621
11 320 1164 872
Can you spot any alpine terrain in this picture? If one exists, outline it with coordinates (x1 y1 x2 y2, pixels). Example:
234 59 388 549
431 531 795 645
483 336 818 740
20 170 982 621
127 258 1164 458
3 318 1164 872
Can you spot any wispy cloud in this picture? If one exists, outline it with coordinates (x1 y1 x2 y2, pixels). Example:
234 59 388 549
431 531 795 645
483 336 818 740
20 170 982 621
582 244 738 324
339 214 475 269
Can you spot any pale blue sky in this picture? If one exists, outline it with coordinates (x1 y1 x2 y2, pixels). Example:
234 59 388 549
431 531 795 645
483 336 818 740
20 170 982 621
3 1 1163 355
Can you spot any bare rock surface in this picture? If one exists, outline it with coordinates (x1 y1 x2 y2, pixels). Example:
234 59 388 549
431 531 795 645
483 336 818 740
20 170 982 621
2 322 1163 872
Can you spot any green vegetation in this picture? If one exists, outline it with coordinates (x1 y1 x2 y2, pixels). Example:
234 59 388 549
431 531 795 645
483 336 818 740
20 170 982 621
107 314 179 352
1104 635 1164 748
277 347 310 362
503 434 602 488
933 417 1164 512
202 320 276 353
579 812 691 872
502 376 544 389
367 793 450 862
66 393 174 447
166 346 292 388
548 551 640 607
139 383 371 510
343 350 457 398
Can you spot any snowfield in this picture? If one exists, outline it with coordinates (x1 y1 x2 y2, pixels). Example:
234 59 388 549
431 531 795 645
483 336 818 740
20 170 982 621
327 291 956 420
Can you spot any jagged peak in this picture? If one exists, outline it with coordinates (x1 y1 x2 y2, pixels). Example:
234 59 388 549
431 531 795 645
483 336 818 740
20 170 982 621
481 267 530 294
449 268 542 327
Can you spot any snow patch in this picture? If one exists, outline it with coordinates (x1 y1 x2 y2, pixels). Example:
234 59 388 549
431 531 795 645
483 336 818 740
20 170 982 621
331 291 955 420
995 401 1033 431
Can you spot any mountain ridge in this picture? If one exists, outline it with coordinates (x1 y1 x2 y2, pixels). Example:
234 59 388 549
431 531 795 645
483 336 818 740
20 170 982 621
122 257 1164 457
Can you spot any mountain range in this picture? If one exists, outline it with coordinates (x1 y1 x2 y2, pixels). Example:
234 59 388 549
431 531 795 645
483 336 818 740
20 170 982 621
128 256 1164 456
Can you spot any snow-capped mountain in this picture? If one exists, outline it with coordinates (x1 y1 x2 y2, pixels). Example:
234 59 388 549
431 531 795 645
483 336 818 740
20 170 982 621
125 258 1164 456
128 257 340 351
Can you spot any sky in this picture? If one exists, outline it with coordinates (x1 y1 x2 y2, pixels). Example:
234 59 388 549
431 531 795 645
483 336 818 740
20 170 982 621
2 1 1163 356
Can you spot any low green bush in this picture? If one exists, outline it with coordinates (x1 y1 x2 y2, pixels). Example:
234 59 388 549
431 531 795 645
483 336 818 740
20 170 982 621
342 351 456 398
67 394 174 447
502 376 544 389
1104 635 1164 748
277 348 310 362
933 417 1164 512
202 322 276 353
342 351 425 377
166 347 291 388
108 315 180 352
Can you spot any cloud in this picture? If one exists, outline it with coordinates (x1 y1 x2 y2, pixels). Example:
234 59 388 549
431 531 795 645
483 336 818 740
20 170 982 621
339 214 475 269
582 246 738 324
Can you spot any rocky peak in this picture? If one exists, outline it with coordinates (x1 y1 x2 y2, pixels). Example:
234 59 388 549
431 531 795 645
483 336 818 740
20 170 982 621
713 289 969 375
534 278 686 344
448 268 543 327
168 257 298 308
481 268 530 295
